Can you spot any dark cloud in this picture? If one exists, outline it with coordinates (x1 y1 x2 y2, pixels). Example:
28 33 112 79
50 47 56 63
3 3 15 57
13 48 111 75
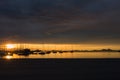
0 0 120 44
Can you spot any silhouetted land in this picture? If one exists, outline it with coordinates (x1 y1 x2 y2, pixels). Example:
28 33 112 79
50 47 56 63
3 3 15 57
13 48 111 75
0 59 120 80
14 48 120 53
1 48 120 54
0 48 120 58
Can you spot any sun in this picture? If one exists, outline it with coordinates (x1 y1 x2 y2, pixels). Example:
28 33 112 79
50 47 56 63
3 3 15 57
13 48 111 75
6 44 15 49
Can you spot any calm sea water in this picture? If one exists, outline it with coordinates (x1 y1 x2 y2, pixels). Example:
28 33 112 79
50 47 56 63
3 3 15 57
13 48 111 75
1 52 120 59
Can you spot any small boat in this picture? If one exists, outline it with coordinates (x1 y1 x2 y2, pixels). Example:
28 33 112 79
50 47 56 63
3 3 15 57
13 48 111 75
46 51 51 54
70 50 74 53
39 51 46 55
58 51 63 53
52 50 57 53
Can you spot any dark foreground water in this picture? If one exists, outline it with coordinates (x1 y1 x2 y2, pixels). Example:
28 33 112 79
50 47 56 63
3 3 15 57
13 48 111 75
0 59 120 80
0 52 120 80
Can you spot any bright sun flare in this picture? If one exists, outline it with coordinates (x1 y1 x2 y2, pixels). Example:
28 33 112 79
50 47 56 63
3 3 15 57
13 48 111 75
6 44 15 49
5 55 12 59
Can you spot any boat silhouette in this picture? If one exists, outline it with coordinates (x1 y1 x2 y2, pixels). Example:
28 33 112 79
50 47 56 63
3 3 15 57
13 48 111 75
39 51 46 55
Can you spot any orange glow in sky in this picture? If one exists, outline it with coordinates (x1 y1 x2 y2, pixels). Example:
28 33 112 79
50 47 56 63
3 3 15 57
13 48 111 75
2 43 119 50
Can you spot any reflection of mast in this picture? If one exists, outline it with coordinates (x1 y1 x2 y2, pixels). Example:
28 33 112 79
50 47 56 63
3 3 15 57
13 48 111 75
20 42 23 50
16 43 20 50
42 40 45 51
23 43 26 49
3 39 6 52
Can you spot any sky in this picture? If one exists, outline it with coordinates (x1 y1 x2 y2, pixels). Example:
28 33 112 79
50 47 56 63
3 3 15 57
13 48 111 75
0 0 120 49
